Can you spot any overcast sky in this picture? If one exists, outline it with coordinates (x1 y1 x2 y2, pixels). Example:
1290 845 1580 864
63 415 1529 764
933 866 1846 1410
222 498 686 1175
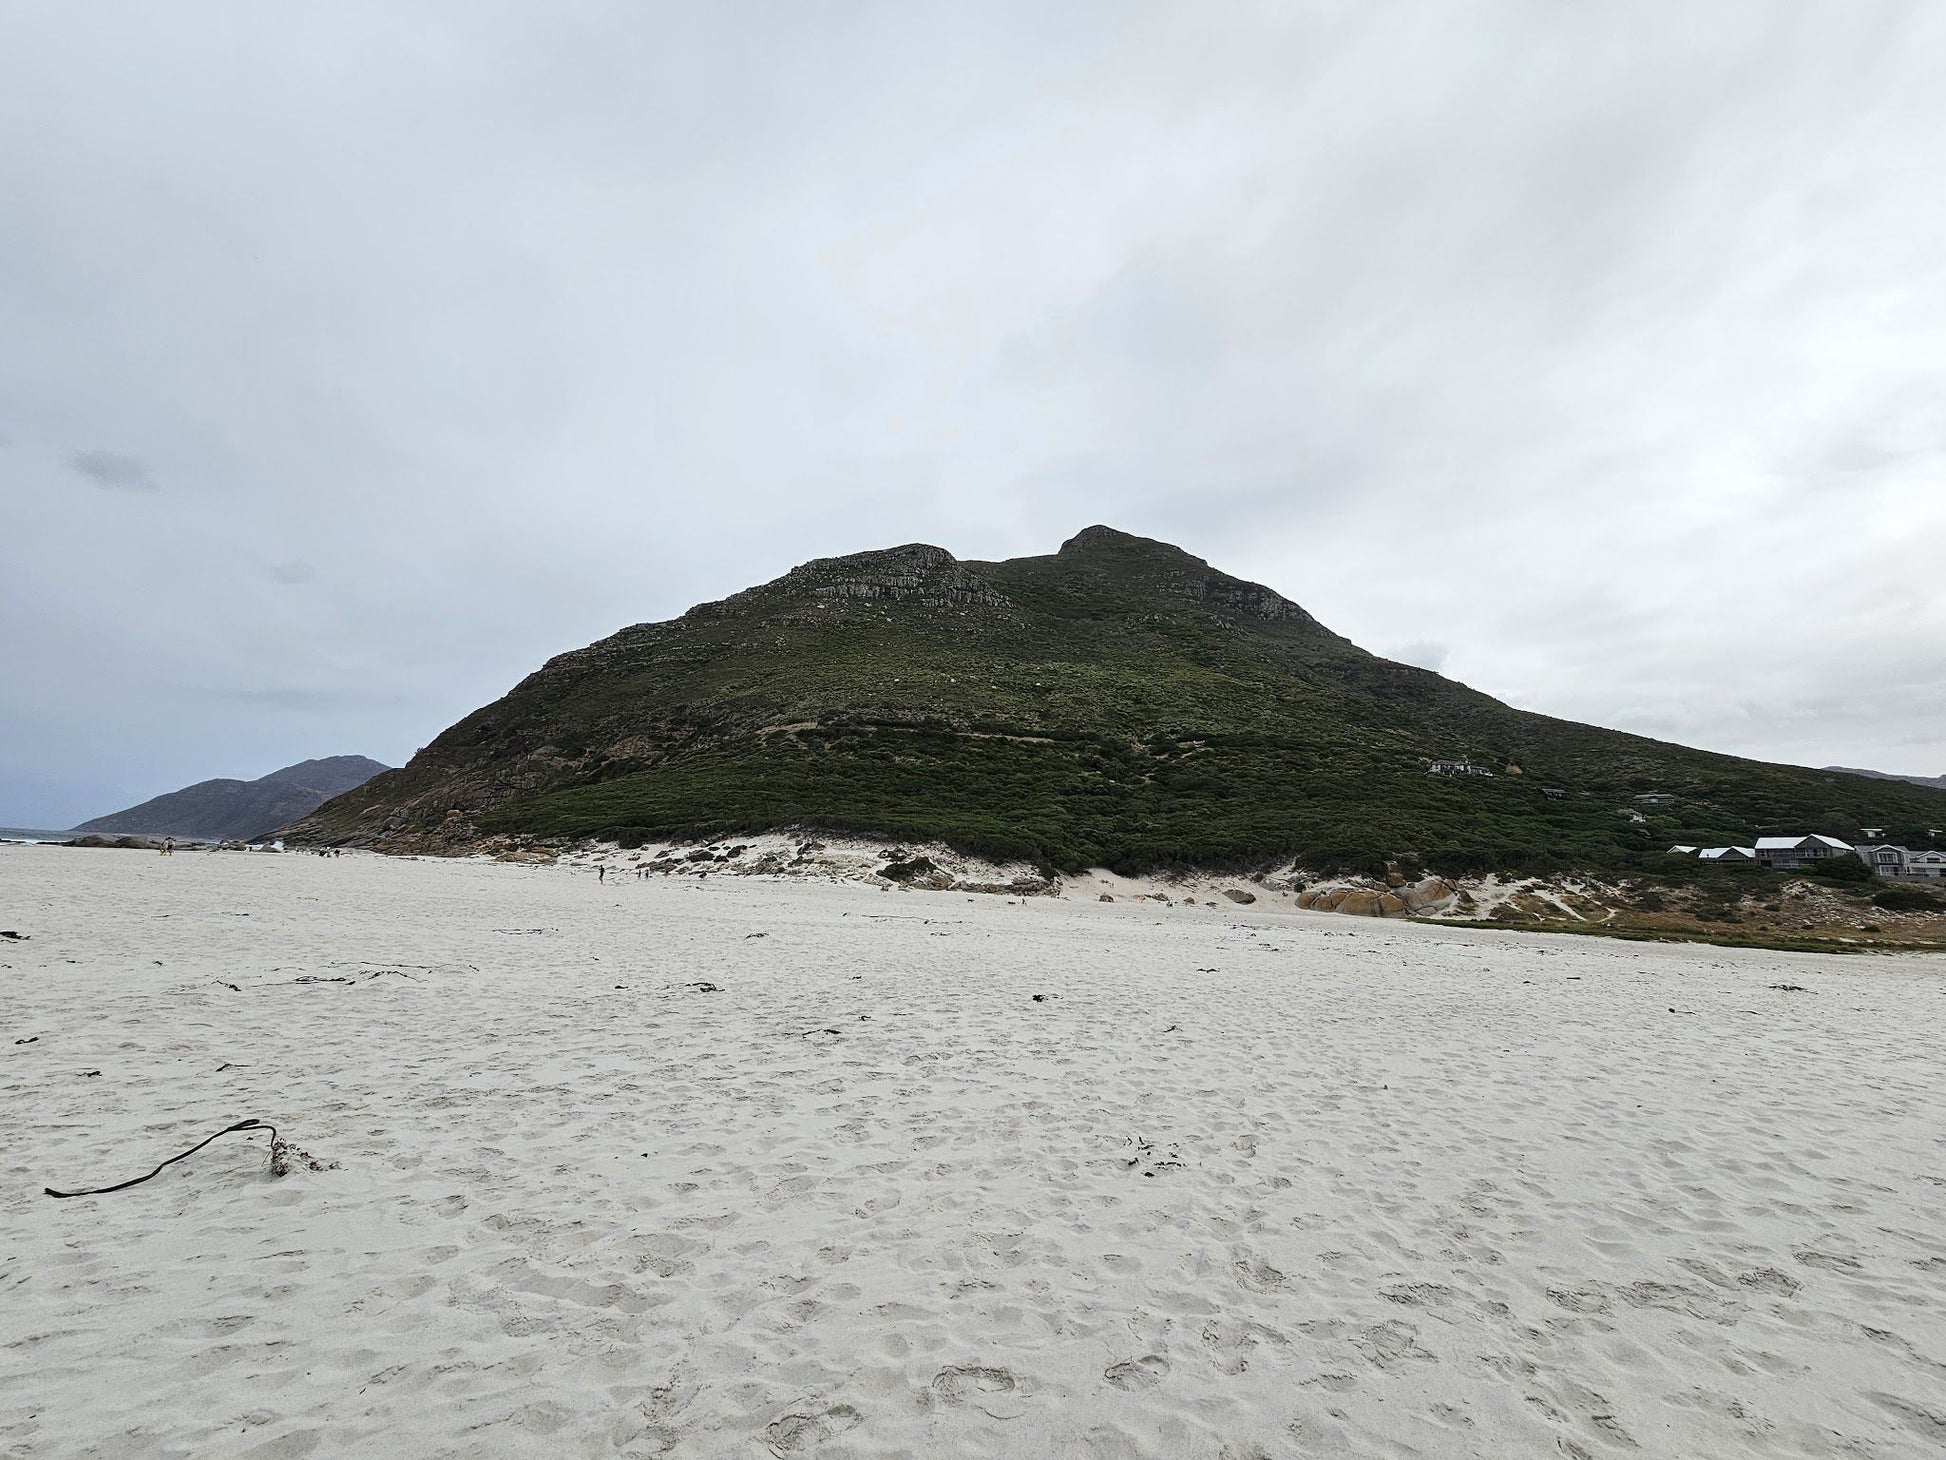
3 2 1943 826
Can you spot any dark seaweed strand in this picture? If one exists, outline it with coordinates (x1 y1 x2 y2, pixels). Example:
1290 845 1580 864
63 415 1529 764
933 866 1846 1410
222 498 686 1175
44 1119 276 1198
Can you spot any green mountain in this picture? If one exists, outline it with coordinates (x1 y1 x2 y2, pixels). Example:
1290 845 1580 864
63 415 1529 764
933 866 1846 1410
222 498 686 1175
284 527 1946 873
1822 765 1946 793
74 755 390 842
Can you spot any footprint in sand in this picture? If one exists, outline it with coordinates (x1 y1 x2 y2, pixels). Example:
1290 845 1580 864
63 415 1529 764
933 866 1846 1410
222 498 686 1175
1545 1286 1612 1314
764 1403 862 1454
1103 1355 1168 1391
1735 1267 1801 1296
1793 1248 1863 1273
1232 1255 1288 1293
1300 1372 1359 1393
1201 1317 1286 1375
1350 1320 1435 1371
932 1365 1032 1418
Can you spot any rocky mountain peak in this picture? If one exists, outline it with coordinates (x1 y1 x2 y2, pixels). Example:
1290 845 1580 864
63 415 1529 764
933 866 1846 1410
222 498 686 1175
1055 525 1316 625
786 541 999 609
1058 524 1197 560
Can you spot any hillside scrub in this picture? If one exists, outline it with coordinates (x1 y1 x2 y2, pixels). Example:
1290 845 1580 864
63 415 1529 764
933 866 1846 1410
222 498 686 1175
286 527 1946 873
1873 885 1943 913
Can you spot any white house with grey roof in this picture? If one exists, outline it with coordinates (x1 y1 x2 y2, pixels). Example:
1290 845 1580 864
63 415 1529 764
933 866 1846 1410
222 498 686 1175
1752 834 1852 869
1853 841 1946 879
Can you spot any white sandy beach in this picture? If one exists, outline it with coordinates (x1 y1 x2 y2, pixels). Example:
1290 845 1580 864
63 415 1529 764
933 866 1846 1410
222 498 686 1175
3 844 1944 1459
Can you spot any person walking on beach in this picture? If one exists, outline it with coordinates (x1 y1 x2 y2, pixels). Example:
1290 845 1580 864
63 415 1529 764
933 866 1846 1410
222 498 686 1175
598 865 606 884
162 836 174 856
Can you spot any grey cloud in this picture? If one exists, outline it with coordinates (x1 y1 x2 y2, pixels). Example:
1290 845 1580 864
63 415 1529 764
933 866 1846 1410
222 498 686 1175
68 449 157 492
201 684 422 713
269 560 316 585
1817 437 1901 475
206 688 354 712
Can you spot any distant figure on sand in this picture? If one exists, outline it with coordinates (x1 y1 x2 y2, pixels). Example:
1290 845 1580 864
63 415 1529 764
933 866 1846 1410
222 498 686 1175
598 865 605 883
162 837 174 856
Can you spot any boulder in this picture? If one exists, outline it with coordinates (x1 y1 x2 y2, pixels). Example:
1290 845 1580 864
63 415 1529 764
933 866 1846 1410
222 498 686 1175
1310 888 1350 912
1377 892 1409 916
1337 890 1383 916
881 855 951 888
1403 876 1459 912
1098 893 1115 902
1385 870 1406 888
1222 888 1257 905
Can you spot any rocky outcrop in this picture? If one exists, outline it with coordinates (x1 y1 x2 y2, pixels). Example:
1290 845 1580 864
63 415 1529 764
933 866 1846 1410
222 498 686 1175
1403 876 1459 912
1222 887 1257 904
1186 576 1314 623
694 543 1005 616
954 875 1060 897
1297 875 1457 918
808 549 1003 609
879 854 957 890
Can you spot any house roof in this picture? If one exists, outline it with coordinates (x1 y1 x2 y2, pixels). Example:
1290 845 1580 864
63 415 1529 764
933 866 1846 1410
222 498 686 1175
1753 834 1852 851
1699 846 1755 859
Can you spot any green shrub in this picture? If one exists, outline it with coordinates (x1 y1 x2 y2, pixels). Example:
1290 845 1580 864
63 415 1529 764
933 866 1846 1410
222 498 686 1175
1808 855 1874 884
1873 885 1939 913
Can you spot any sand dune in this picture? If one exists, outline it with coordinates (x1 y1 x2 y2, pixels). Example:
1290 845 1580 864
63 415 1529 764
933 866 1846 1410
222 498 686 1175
3 845 1944 1458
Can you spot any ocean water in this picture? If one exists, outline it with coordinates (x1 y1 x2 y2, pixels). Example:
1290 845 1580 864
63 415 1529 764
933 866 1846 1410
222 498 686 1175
0 827 74 842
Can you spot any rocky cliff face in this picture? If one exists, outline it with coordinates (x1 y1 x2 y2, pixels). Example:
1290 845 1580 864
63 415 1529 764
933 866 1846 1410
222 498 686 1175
685 543 1005 620
793 543 1004 609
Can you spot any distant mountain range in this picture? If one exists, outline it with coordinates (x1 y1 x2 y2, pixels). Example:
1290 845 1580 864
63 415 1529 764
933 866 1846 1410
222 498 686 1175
72 756 390 841
284 526 1946 875
1823 766 1946 793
